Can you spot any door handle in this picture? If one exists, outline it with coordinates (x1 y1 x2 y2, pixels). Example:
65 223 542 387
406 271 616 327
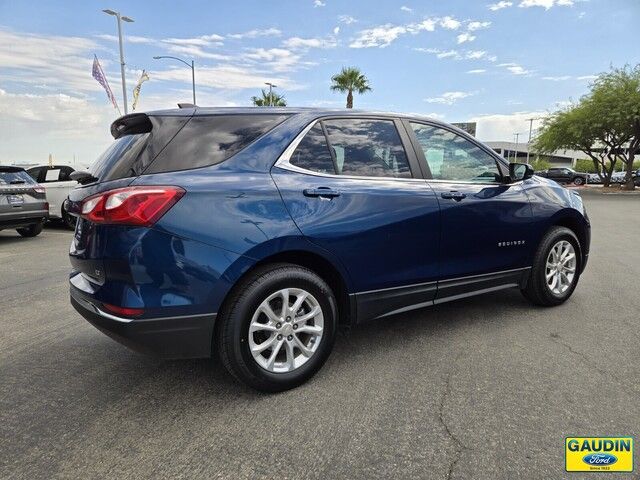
441 191 466 201
303 187 341 198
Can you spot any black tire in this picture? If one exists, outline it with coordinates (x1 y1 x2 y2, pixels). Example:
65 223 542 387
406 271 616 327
61 205 77 230
16 222 44 238
522 226 581 306
216 263 338 392
573 177 584 186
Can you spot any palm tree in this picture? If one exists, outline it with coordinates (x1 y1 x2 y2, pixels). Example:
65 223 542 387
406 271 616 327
251 89 287 107
330 67 372 108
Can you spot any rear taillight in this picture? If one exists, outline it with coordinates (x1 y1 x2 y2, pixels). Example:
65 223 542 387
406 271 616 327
102 303 144 317
79 186 185 226
33 184 46 194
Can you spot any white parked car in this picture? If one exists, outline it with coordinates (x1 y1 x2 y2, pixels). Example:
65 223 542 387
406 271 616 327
27 165 78 229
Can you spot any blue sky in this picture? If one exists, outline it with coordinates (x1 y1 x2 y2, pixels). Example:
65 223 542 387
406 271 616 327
0 0 638 165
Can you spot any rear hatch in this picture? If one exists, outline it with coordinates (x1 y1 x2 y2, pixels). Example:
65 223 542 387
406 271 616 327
67 112 191 283
0 167 48 226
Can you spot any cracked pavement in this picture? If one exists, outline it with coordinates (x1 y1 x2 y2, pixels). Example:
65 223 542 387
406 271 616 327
1 190 639 479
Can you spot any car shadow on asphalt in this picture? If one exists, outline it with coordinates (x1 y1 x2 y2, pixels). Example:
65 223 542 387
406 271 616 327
147 288 534 396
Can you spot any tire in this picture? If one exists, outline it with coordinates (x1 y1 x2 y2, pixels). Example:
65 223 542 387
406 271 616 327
216 263 338 392
522 226 581 306
61 205 77 230
573 177 584 186
16 222 44 238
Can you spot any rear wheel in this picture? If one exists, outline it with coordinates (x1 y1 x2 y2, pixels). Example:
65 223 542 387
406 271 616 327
216 263 337 392
16 222 44 237
522 226 580 306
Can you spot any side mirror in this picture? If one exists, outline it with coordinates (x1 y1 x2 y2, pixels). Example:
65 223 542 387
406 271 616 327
509 163 534 182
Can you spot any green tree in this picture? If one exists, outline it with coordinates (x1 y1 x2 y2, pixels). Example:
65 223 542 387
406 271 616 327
330 67 372 108
251 89 287 107
533 65 640 189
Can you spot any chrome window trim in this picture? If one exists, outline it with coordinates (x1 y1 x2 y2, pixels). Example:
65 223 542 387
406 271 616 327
274 119 424 184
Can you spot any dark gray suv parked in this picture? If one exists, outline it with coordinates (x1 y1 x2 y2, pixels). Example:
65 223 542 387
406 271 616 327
0 166 48 237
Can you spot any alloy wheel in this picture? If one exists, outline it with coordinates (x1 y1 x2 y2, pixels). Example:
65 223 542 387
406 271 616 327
248 288 324 373
545 240 577 295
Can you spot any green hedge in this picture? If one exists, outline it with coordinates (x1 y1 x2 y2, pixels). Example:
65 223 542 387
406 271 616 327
573 159 640 173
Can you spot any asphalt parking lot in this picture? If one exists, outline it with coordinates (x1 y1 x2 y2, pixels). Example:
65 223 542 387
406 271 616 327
1 189 639 479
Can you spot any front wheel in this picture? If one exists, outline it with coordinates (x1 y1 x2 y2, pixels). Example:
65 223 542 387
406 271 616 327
522 227 581 306
216 263 337 392
573 177 584 186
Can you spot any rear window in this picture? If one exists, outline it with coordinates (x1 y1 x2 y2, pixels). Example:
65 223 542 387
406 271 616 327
0 169 36 185
145 114 289 174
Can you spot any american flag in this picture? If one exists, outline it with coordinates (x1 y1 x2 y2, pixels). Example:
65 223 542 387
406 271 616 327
92 55 120 113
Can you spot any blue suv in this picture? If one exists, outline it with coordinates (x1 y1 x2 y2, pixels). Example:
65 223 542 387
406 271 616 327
68 108 590 391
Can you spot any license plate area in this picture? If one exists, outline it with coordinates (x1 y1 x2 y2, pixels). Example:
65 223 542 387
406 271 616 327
7 194 24 206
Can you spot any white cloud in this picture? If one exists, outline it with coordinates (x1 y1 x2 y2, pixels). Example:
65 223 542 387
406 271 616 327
467 21 492 31
95 34 155 44
152 64 300 90
400 6 413 12
577 75 597 81
164 44 230 60
227 28 282 39
338 15 357 24
349 24 407 48
440 16 462 30
424 91 473 105
0 89 115 166
283 36 338 50
471 111 548 141
542 75 571 81
243 48 305 72
0 29 102 93
488 1 513 10
467 69 487 74
457 32 476 44
162 34 224 47
519 0 573 9
333 26 340 35
499 62 532 75
314 0 326 7
415 48 496 61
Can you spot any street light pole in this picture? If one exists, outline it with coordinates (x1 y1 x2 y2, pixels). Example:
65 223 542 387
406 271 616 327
265 82 277 106
103 9 134 115
525 117 540 164
514 133 520 162
153 56 196 105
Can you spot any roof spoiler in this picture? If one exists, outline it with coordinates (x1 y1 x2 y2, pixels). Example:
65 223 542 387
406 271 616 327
177 103 196 109
110 113 153 139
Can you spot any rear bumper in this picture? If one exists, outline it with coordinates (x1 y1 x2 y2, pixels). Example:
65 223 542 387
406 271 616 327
70 284 216 359
0 208 48 229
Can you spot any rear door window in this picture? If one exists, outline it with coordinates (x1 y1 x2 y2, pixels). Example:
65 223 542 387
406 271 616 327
146 114 289 174
322 119 411 178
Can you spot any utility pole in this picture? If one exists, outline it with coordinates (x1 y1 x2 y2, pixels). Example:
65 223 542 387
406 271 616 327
265 82 277 106
513 133 520 162
103 9 134 114
525 117 540 164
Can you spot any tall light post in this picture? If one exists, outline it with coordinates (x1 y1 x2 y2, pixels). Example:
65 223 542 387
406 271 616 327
513 133 520 162
103 9 134 115
525 117 541 164
265 82 277 106
153 56 196 105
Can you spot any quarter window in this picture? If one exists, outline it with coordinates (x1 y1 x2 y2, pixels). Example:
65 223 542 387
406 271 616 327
289 123 335 174
410 123 501 182
323 119 411 178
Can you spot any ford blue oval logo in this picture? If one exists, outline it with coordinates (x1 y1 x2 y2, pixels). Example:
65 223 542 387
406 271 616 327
582 453 617 466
